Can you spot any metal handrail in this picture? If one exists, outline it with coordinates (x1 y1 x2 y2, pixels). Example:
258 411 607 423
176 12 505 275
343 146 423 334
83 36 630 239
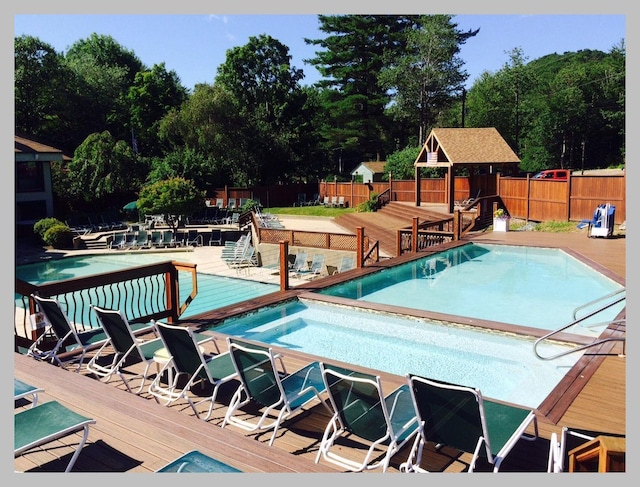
533 293 626 360
573 288 626 321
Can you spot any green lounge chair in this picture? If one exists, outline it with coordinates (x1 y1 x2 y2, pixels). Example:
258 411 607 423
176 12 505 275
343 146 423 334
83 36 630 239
400 374 539 473
148 321 237 421
156 450 241 473
315 363 421 472
222 337 331 446
14 379 43 408
15 400 96 472
86 305 164 394
28 294 153 373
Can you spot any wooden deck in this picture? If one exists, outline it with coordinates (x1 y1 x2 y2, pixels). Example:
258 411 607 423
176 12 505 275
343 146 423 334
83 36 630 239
14 230 626 473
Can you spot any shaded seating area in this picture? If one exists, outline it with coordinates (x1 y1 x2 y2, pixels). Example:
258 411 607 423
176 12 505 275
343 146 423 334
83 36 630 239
15 394 96 472
148 321 237 421
222 337 332 446
315 363 421 472
400 374 538 473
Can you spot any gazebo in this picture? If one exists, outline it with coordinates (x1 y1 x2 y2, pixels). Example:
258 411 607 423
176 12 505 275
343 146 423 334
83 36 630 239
414 127 521 213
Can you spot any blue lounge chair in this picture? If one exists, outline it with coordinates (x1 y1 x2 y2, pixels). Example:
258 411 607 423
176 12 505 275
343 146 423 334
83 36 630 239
157 450 241 473
222 337 331 446
315 363 421 472
15 400 96 472
400 374 538 472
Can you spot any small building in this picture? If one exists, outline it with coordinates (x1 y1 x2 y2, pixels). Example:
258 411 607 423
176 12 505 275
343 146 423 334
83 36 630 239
350 161 387 184
15 135 67 229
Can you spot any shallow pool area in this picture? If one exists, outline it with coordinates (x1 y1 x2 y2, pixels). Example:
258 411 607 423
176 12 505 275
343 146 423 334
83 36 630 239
318 243 624 336
213 299 584 408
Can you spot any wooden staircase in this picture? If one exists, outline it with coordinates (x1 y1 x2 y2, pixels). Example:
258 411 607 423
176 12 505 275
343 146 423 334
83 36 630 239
333 202 453 258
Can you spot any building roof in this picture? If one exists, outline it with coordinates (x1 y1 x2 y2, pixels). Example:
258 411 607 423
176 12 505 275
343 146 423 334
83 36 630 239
15 135 69 162
415 127 520 167
351 161 387 174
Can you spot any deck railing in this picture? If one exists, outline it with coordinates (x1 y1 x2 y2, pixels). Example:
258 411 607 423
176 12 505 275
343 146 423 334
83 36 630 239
15 261 198 347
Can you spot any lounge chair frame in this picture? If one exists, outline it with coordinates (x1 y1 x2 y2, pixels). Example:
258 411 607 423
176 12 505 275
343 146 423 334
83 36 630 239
400 374 538 472
316 363 421 472
86 305 164 394
222 337 331 446
14 379 43 408
14 400 96 472
148 321 237 421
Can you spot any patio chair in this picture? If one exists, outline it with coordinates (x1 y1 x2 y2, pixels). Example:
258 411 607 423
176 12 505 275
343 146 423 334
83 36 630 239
14 379 43 408
185 229 203 247
330 196 339 207
208 228 223 246
227 198 237 210
122 231 137 249
28 294 110 372
400 374 538 473
222 337 331 446
337 196 346 208
15 400 96 472
86 305 164 394
150 230 163 247
322 195 330 207
294 253 325 280
109 232 126 249
547 426 625 473
288 251 308 274
134 229 150 249
215 198 224 209
161 229 177 247
157 450 242 473
148 321 238 421
315 363 421 472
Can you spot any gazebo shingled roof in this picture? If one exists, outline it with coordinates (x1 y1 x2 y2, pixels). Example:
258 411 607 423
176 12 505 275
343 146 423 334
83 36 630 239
415 127 520 167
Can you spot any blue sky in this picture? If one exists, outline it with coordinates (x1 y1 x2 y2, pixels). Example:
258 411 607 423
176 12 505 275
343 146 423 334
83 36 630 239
13 13 625 92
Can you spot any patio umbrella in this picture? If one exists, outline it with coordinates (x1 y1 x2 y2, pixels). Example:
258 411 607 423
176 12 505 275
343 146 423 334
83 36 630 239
123 201 138 211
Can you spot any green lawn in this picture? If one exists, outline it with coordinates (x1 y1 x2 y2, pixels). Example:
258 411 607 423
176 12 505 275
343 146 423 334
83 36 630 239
266 206 356 217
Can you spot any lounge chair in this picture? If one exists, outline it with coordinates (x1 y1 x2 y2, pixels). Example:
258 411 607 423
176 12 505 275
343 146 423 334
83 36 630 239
109 232 126 249
28 294 154 373
161 229 177 247
227 198 237 211
157 450 242 473
222 337 331 446
28 294 110 372
86 305 164 394
330 196 339 207
15 400 96 472
215 198 224 209
208 228 223 246
547 426 625 473
14 379 43 408
400 374 538 473
288 251 308 274
454 188 481 209
337 196 346 208
122 232 137 249
322 195 330 207
134 229 150 249
147 321 237 421
150 230 163 247
294 254 325 280
315 363 421 472
185 229 203 247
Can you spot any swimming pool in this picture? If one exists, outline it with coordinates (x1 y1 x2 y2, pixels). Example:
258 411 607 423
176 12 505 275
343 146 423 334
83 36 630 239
318 243 625 336
15 253 279 321
213 298 584 408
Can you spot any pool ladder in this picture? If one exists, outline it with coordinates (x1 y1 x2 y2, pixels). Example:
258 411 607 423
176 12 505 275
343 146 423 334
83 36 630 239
533 289 626 360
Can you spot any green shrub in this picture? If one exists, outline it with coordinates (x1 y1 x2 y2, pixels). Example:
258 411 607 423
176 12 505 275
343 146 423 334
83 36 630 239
356 192 379 213
43 224 74 248
33 217 66 241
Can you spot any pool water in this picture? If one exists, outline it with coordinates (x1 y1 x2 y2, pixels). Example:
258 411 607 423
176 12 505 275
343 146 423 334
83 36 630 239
15 253 279 320
213 299 583 408
318 243 624 336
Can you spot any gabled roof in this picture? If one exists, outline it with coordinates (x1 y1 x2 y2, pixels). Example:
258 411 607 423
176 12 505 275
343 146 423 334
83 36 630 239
15 135 69 162
351 161 386 174
415 128 520 167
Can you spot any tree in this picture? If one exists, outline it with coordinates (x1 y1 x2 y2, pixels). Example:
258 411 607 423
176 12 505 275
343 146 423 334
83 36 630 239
137 177 204 231
127 62 188 157
64 130 148 205
379 15 478 145
14 35 78 152
64 34 144 145
305 15 408 167
215 34 310 185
